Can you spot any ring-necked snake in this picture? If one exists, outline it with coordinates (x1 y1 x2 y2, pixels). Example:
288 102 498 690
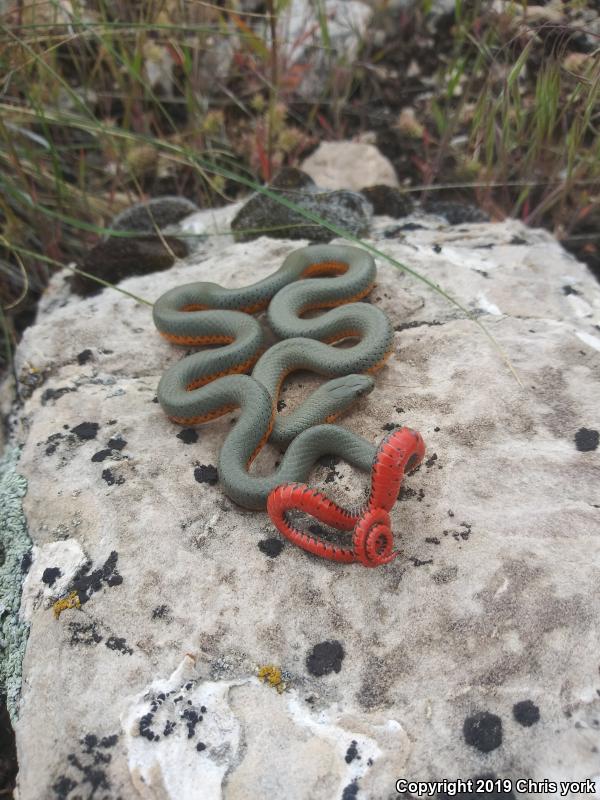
153 244 425 566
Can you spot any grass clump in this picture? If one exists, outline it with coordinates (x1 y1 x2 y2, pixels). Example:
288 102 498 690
0 0 599 374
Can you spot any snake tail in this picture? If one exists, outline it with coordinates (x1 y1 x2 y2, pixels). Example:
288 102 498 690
267 428 426 567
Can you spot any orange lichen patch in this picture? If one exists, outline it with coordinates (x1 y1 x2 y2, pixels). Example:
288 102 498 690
301 260 349 278
299 282 374 315
169 404 237 426
53 591 81 619
257 664 286 693
185 352 263 391
161 331 235 346
325 412 339 423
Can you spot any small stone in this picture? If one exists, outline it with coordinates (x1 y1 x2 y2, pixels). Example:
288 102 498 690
394 107 424 139
107 197 198 236
73 235 188 297
423 200 489 225
360 185 414 219
301 141 398 191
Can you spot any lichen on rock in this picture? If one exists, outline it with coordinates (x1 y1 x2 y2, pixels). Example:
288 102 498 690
0 447 30 720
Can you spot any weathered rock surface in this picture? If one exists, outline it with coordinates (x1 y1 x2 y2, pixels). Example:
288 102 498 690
4 206 600 799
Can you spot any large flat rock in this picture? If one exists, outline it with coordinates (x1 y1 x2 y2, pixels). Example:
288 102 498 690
7 212 600 799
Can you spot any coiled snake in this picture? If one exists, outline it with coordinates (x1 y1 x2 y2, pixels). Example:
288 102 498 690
153 244 425 567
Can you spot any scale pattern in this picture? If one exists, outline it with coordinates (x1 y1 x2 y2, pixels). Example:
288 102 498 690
153 244 426 563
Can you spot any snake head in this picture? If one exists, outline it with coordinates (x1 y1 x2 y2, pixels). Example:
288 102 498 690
322 374 375 404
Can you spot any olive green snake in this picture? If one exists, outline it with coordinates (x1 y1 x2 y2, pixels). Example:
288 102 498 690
153 244 425 565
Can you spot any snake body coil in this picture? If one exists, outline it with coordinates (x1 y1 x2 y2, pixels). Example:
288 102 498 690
154 244 425 563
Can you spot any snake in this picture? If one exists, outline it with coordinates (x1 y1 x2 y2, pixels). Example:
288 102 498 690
153 243 426 566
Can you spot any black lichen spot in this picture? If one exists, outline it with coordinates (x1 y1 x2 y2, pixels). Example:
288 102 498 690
139 713 159 741
562 285 580 296
394 319 442 332
71 422 100 441
513 700 540 727
425 453 438 468
306 640 345 677
77 349 93 365
451 522 472 541
71 550 123 604
45 432 65 456
277 399 287 411
163 720 176 736
316 454 342 484
194 464 218 485
101 468 125 486
410 557 433 567
433 244 442 253
575 428 599 452
382 422 399 431
152 396 159 403
425 537 440 545
342 780 359 800
345 740 359 763
92 449 112 462
53 731 118 799
196 741 206 752
182 708 202 738
107 436 126 450
434 426 440 432
41 387 76 405
177 428 198 444
105 636 133 656
510 235 526 245
258 538 284 558
432 566 458 584
42 566 62 586
21 550 33 573
152 604 170 620
68 622 103 646
52 776 78 798
463 711 503 753
399 222 424 231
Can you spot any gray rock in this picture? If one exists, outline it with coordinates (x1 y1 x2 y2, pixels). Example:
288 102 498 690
231 173 372 243
107 197 199 237
73 234 190 297
361 185 415 218
5 211 600 798
423 199 490 225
